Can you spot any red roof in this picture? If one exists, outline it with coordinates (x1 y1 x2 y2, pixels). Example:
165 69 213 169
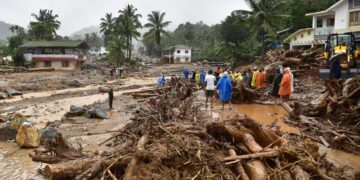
32 57 83 61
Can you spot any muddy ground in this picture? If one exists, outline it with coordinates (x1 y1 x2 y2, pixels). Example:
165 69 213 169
0 63 359 179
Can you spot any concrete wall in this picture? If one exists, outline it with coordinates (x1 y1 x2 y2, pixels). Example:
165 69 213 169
335 0 349 29
34 61 81 71
173 48 191 63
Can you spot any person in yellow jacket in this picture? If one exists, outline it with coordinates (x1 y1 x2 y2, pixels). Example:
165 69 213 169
195 72 201 85
236 72 243 83
251 67 258 87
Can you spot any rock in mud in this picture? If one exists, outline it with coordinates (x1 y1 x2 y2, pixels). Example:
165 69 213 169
68 79 82 87
84 107 108 119
0 92 7 99
40 127 59 144
5 88 22 96
16 122 40 148
0 122 17 141
65 105 86 117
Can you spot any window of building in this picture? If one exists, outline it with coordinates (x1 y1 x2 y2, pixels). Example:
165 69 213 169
308 31 311 35
350 11 360 26
317 18 323 28
177 50 181 54
65 49 73 54
62 61 70 67
301 34 304 38
326 18 335 27
44 48 53 54
185 50 189 54
53 49 62 54
44 61 52 67
354 0 360 7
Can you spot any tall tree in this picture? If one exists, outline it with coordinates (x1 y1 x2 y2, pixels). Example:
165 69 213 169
118 5 142 61
28 9 61 40
100 13 115 46
144 11 171 56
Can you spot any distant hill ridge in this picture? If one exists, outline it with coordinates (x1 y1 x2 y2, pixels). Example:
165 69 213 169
0 21 14 41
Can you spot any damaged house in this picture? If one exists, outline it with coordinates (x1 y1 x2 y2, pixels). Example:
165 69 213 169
21 41 89 71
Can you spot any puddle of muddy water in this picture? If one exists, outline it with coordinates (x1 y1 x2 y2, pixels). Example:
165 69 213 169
209 103 300 134
0 142 42 180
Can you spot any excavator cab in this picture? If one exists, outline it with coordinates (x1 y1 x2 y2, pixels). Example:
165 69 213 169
319 33 360 79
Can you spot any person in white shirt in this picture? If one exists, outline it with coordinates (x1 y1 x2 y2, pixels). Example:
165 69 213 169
205 70 216 108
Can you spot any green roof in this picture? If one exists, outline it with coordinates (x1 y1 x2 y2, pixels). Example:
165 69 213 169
20 41 89 48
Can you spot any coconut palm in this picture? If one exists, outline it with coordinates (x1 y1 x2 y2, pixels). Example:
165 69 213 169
118 5 142 60
100 13 115 46
144 11 171 56
29 9 61 40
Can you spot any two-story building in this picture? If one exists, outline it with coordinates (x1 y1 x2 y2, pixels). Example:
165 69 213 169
21 41 89 71
163 45 192 63
285 0 360 50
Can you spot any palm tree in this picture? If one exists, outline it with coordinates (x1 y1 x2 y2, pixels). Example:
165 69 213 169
144 11 171 56
245 0 287 53
100 13 115 46
118 5 142 60
29 9 61 40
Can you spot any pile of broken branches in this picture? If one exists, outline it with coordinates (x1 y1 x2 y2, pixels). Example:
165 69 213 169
32 76 353 180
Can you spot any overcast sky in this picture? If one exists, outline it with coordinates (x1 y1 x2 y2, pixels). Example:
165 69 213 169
0 0 250 36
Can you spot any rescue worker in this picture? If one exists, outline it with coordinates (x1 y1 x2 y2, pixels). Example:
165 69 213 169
195 72 201 85
251 67 258 88
255 68 266 89
108 87 114 109
285 67 294 93
279 68 291 101
183 67 189 79
200 69 206 86
272 68 283 97
216 71 233 110
157 74 166 87
215 66 222 81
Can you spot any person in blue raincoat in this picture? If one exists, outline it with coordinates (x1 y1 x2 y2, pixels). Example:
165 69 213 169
183 68 189 79
216 71 233 110
157 75 166 87
200 69 206 86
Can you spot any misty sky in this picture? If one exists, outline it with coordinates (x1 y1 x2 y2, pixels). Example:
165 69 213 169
0 0 250 36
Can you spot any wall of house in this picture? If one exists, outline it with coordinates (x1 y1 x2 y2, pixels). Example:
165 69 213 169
349 0 360 9
289 30 314 46
173 49 191 63
335 0 349 29
34 61 81 71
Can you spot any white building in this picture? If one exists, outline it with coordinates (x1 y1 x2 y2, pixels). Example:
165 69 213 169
306 0 360 41
163 45 192 63
21 41 89 71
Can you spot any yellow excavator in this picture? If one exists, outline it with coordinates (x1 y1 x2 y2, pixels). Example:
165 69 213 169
320 33 360 79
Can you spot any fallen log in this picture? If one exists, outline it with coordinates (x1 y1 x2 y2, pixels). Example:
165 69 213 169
123 134 150 180
29 67 55 72
223 150 280 161
243 133 263 152
244 160 268 180
286 57 303 65
131 92 158 98
228 149 250 180
282 102 293 113
43 157 101 180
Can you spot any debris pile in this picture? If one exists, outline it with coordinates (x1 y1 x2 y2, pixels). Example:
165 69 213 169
263 47 324 75
291 75 360 153
64 105 108 119
31 78 354 179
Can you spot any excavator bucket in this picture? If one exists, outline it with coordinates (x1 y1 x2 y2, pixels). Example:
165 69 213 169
319 68 360 79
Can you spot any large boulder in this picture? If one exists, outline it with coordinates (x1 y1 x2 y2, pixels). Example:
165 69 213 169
84 106 108 119
64 105 86 117
40 126 59 145
0 122 17 141
0 92 7 100
5 88 22 96
67 79 82 87
16 122 40 148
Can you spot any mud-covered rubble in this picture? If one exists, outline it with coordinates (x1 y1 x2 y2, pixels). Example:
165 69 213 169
64 105 108 119
28 78 359 180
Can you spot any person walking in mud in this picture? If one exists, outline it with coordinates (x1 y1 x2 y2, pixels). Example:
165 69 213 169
205 70 216 108
216 71 233 110
108 87 114 109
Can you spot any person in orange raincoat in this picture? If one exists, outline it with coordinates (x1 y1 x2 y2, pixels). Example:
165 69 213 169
255 68 266 89
279 68 291 100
